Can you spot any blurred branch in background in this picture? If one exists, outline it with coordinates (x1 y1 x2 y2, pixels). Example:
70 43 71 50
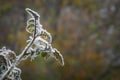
0 0 120 80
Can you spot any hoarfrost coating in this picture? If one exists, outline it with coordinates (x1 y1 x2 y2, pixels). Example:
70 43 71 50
0 8 64 80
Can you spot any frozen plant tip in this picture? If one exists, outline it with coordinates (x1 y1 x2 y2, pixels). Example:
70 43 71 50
0 8 64 80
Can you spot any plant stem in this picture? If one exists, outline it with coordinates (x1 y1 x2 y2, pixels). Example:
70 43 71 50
0 18 37 80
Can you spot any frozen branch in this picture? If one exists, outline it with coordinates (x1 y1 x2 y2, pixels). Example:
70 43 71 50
0 8 64 80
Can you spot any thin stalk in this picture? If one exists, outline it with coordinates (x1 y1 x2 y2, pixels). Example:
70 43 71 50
0 18 37 80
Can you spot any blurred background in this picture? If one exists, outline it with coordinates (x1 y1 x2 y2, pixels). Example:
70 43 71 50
0 0 120 80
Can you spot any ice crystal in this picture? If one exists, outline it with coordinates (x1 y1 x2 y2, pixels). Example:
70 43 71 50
0 8 64 80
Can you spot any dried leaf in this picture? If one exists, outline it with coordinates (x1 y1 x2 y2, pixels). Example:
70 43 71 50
52 49 64 66
26 24 34 33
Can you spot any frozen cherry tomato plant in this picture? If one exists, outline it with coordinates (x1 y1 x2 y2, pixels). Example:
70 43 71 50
0 8 64 80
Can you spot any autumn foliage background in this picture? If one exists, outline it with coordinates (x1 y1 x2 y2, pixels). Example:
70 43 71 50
0 0 120 80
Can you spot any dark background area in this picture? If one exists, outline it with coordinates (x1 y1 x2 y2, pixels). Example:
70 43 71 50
0 0 120 80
